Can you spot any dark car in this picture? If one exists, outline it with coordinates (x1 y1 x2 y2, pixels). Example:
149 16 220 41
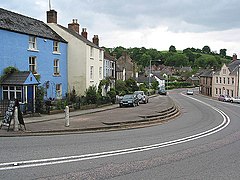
133 91 149 104
119 94 139 107
158 89 167 95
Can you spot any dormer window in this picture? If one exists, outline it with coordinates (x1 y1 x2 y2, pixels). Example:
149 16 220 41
29 36 37 50
53 41 60 53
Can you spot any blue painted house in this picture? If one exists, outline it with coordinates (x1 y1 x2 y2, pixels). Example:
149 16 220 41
0 8 68 112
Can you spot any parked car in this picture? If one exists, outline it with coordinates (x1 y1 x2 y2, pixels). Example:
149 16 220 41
186 89 194 95
230 96 240 103
158 89 167 95
218 94 231 102
119 94 139 107
133 91 149 104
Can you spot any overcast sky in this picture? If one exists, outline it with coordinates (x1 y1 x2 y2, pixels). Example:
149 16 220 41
1 0 240 56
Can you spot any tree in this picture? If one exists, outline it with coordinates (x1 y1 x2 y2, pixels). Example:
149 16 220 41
202 46 211 54
125 78 139 93
169 45 177 52
220 49 227 57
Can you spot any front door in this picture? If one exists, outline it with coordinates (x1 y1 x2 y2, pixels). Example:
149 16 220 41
27 86 34 112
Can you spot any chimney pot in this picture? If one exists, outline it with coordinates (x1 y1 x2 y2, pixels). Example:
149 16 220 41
81 28 88 39
68 19 80 34
93 35 99 46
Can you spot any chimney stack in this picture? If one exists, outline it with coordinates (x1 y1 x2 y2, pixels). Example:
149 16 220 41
92 35 99 46
233 53 237 61
81 28 88 39
47 9 57 23
68 19 80 34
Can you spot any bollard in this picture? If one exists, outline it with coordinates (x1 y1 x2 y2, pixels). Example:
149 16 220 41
65 106 70 127
14 107 19 131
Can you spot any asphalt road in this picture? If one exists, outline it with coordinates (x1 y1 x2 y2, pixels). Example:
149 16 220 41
1 88 240 179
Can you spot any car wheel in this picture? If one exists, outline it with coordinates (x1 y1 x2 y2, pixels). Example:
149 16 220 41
119 104 123 108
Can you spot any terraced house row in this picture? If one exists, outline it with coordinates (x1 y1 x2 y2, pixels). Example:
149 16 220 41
0 8 116 112
200 54 240 98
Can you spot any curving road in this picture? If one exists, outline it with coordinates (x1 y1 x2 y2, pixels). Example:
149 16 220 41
1 88 240 179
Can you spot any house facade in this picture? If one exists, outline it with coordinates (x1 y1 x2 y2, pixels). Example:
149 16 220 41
47 10 104 96
103 52 116 94
0 8 68 111
199 70 213 97
212 60 240 98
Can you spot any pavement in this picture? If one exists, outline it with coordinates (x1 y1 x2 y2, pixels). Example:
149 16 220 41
0 95 180 137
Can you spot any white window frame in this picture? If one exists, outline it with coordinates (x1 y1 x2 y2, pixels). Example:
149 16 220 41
90 47 94 58
53 41 60 53
29 36 37 50
55 84 62 99
29 56 37 74
53 59 60 76
2 86 22 101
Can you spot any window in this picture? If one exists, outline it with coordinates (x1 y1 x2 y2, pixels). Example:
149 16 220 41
223 77 226 84
53 41 60 53
53 59 60 75
216 77 218 83
232 78 234 84
223 69 226 75
219 88 221 95
216 88 218 95
90 47 94 58
29 36 37 50
2 86 22 101
99 67 102 78
99 50 102 60
29 56 37 74
228 78 230 84
219 77 222 84
55 84 62 99
90 66 94 79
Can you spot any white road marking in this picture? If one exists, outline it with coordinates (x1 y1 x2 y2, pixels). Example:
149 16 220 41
0 95 230 171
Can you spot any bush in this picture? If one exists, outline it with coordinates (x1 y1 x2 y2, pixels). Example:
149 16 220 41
85 85 98 104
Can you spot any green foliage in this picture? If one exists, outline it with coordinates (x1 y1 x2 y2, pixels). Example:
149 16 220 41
125 78 139 93
115 80 128 95
85 85 98 104
3 66 19 75
169 45 177 52
107 88 117 104
151 80 159 90
35 86 45 113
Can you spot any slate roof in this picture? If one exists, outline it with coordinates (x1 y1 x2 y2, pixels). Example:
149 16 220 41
227 60 240 75
104 52 116 61
199 69 214 77
56 24 101 49
0 71 39 85
0 8 66 42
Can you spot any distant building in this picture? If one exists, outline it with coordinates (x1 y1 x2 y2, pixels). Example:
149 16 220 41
116 52 136 80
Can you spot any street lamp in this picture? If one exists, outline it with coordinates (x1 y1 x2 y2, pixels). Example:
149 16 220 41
149 59 161 93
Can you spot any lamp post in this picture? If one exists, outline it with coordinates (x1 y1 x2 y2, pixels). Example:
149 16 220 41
149 59 161 93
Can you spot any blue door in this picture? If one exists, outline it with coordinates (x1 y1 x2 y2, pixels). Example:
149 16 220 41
27 86 34 112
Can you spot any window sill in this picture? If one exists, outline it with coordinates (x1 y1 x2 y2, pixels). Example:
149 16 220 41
53 74 61 77
28 49 39 52
53 52 61 55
